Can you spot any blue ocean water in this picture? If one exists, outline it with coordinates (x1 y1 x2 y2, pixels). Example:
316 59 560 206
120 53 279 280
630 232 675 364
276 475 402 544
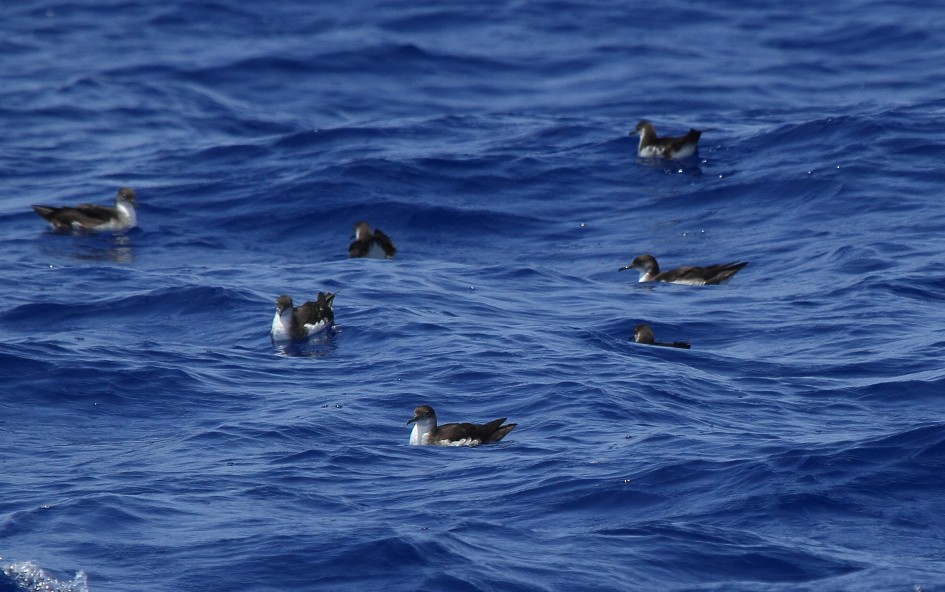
2 1 945 590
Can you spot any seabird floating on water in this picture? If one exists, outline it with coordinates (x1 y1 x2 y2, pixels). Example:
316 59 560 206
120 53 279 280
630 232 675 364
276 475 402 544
631 323 691 349
32 187 138 232
407 405 516 446
348 221 396 259
631 120 702 160
619 254 747 285
270 292 335 341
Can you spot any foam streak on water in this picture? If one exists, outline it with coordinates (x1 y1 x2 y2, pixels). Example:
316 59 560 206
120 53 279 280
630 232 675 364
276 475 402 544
2 561 88 592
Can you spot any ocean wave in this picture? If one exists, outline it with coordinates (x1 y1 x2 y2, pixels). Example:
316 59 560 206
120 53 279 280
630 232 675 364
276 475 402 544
4 1 945 590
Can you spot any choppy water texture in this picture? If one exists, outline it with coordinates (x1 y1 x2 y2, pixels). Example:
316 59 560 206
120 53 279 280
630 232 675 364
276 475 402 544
2 2 945 591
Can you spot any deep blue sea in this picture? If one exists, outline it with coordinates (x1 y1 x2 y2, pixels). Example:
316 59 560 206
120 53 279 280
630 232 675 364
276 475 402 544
3 2 945 591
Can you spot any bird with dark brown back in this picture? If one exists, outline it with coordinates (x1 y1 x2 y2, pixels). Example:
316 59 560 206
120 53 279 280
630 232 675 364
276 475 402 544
631 120 702 160
407 405 516 446
32 187 138 232
270 292 335 341
631 324 691 349
348 221 396 258
619 254 747 285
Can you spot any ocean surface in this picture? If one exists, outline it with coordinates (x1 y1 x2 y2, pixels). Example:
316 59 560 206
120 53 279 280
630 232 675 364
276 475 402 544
2 2 945 591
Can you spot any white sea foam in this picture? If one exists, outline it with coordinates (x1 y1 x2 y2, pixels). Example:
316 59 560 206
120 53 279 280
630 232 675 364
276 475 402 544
2 560 89 592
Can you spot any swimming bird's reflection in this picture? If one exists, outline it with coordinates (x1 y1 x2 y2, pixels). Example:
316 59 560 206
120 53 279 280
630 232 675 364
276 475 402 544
39 231 135 263
273 327 339 358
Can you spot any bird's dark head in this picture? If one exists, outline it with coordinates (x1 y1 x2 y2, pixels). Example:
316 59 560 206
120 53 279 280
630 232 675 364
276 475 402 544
407 405 436 425
632 323 655 344
632 120 653 136
619 253 658 274
116 187 137 204
275 295 293 314
351 221 372 241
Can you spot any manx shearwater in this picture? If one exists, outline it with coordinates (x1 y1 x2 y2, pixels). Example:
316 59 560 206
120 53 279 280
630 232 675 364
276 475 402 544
632 120 702 160
631 323 691 349
270 292 335 341
619 254 747 285
407 405 516 446
348 221 396 259
32 187 138 232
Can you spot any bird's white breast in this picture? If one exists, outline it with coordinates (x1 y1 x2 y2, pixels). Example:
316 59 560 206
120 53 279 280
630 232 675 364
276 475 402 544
409 419 434 445
270 310 292 340
102 201 137 231
365 241 388 259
